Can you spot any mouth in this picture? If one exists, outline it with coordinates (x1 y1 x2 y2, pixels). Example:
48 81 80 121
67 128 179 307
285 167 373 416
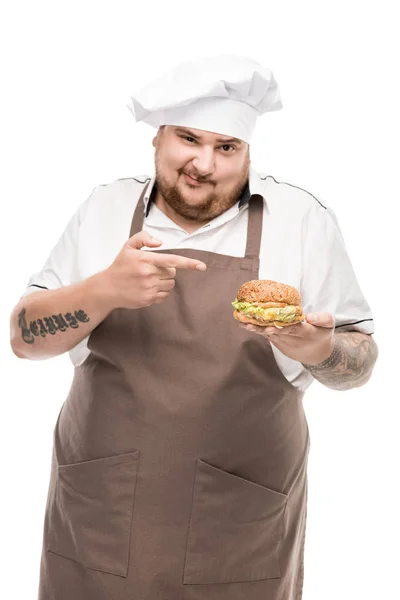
182 173 209 187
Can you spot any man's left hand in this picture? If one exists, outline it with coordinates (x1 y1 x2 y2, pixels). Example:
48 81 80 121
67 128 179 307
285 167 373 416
239 312 335 365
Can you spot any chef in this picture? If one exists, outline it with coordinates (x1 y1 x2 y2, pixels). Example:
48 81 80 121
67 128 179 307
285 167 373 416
11 55 378 600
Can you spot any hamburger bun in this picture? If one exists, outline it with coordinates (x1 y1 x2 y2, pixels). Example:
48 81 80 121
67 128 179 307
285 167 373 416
237 279 301 305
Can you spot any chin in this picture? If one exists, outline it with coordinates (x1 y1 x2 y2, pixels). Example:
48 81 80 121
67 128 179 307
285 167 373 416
179 183 210 201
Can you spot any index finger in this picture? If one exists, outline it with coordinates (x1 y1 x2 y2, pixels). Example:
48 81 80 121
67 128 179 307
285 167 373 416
145 252 207 271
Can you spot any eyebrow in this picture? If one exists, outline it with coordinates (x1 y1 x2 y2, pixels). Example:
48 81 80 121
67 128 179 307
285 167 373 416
174 127 243 145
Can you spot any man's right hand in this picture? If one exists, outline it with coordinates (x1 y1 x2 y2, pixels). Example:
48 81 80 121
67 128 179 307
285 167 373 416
100 231 207 310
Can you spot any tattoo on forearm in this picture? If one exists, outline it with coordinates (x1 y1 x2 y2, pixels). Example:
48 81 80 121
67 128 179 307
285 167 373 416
302 332 378 391
18 307 90 344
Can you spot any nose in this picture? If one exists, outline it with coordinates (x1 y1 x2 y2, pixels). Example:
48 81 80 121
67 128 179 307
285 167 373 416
191 147 215 177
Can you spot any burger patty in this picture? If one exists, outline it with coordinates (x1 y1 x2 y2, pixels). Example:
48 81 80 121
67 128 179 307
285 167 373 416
243 311 304 323
243 307 303 322
252 302 303 310
233 310 304 327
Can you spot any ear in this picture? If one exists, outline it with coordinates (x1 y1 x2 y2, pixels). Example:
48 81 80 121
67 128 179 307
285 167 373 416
152 132 160 148
152 126 164 148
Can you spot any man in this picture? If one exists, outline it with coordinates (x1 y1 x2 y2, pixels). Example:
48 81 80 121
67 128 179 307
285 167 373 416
10 55 378 600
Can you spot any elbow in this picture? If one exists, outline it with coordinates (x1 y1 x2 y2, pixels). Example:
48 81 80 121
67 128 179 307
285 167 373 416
335 371 375 392
10 326 25 359
10 343 26 359
9 305 23 358
10 336 50 361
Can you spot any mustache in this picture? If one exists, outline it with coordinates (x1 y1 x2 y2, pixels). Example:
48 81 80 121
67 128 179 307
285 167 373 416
182 170 214 184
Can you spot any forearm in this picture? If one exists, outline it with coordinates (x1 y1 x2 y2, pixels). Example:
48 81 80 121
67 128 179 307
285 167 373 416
10 271 114 360
302 331 379 391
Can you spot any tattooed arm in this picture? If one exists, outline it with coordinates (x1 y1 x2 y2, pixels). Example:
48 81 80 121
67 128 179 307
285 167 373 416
302 331 379 391
9 272 114 361
240 312 378 392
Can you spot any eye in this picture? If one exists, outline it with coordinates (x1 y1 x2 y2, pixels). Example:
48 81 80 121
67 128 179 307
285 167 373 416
181 136 197 143
220 144 236 153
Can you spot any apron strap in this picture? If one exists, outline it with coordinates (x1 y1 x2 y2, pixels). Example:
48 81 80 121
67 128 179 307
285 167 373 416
244 194 263 260
130 181 150 237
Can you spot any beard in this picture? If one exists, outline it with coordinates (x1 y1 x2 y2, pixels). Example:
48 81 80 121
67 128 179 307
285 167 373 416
154 152 250 223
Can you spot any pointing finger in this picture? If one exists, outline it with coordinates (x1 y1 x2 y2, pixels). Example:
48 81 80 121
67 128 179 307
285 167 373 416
146 252 207 271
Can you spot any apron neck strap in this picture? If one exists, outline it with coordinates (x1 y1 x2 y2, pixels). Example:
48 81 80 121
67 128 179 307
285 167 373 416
244 194 263 260
130 183 264 261
130 181 150 238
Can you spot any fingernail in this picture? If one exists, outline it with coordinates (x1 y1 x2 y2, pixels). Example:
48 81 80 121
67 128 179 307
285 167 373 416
308 313 319 322
196 264 207 271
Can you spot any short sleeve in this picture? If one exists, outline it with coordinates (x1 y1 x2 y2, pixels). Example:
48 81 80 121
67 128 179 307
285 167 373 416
300 200 375 334
20 189 95 299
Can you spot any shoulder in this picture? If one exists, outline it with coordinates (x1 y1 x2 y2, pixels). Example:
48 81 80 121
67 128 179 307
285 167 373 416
255 172 330 219
81 175 151 222
88 174 150 204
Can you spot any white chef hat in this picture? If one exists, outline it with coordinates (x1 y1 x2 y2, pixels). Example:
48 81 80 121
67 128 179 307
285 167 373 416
126 55 282 144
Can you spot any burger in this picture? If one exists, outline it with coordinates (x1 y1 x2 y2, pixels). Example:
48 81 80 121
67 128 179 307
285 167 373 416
232 280 305 328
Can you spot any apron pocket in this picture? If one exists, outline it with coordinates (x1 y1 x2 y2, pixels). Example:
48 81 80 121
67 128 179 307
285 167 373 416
183 458 288 585
47 451 140 577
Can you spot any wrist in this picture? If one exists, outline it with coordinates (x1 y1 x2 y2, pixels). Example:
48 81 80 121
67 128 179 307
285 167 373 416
303 338 339 370
85 270 118 314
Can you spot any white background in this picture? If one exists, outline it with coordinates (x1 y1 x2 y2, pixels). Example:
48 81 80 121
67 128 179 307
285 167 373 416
1 1 398 598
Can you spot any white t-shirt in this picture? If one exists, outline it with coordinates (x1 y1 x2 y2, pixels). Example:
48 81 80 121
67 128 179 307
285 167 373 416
21 167 374 391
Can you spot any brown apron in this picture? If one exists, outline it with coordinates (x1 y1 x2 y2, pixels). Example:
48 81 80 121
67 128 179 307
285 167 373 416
38 184 310 600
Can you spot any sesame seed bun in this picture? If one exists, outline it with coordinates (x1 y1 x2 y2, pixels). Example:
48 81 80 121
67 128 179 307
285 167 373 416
237 280 302 305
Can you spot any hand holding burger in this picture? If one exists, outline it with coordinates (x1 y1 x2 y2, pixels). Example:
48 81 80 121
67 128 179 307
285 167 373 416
232 280 335 365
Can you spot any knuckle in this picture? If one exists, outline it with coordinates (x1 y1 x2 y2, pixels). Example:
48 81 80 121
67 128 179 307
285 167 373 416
139 262 153 277
137 251 148 262
147 280 158 291
145 291 157 303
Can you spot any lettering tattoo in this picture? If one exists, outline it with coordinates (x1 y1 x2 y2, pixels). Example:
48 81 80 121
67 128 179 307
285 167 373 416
302 331 379 391
18 307 90 344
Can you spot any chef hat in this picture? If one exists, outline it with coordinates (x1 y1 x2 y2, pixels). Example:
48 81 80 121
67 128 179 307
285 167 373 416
126 55 282 144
